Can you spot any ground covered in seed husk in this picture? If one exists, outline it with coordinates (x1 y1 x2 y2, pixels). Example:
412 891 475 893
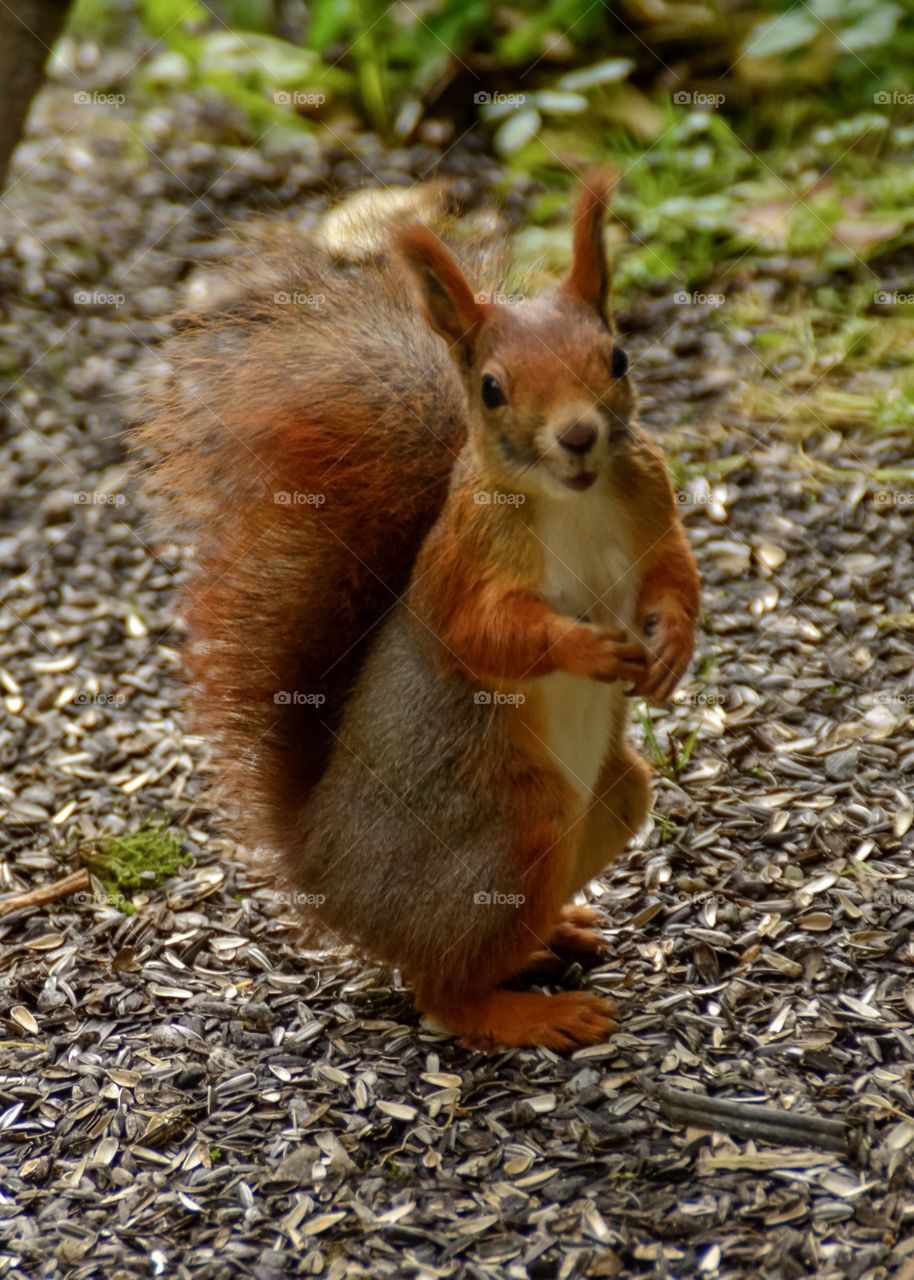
2 64 914 1280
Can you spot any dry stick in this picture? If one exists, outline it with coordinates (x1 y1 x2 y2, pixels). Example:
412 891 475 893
0 868 90 917
645 1080 853 1157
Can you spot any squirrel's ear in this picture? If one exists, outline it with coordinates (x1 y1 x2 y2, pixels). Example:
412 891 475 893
562 169 617 321
395 225 489 358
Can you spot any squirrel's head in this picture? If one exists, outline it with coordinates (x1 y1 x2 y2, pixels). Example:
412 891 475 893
395 171 635 499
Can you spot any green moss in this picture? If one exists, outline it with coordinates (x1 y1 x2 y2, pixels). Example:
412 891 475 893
85 822 189 913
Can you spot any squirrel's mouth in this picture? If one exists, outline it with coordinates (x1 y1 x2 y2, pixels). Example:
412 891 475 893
562 472 597 492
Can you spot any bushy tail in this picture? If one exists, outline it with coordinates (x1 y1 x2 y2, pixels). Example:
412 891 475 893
137 215 488 853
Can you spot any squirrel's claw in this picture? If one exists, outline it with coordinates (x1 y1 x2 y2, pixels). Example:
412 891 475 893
632 607 694 704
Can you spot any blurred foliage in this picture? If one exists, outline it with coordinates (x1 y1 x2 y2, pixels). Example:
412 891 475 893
50 0 914 459
63 0 914 144
58 0 914 308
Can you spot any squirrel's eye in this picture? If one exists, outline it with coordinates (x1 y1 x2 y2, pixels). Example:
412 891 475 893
611 347 629 379
481 374 507 409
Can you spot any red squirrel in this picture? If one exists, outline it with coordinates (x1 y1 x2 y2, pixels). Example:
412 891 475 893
141 173 700 1050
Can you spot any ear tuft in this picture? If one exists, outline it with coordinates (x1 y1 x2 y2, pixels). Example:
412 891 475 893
563 168 618 320
394 224 489 358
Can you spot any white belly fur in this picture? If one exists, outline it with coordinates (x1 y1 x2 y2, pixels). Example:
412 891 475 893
534 487 638 800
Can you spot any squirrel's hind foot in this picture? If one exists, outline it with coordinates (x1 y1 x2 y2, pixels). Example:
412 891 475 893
421 988 616 1053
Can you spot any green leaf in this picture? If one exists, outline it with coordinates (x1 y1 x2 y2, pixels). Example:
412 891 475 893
222 0 275 33
531 90 589 115
497 0 604 65
743 10 822 58
308 0 353 51
140 0 207 39
197 31 321 86
494 108 541 155
557 58 634 92
841 4 900 51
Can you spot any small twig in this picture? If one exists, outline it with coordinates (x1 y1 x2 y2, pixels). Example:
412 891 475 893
0 868 90 917
643 1080 854 1157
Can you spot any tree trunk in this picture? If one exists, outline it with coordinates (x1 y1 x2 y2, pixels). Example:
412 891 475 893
0 0 72 191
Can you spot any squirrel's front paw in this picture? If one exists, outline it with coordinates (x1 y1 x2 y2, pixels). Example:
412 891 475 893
634 607 694 703
559 624 647 685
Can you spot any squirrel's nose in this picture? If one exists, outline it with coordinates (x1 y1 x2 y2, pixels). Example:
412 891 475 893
557 420 598 455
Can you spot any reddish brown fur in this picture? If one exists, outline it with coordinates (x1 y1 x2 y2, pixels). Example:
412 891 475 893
399 421 695 1044
139 178 699 1051
136 228 482 852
